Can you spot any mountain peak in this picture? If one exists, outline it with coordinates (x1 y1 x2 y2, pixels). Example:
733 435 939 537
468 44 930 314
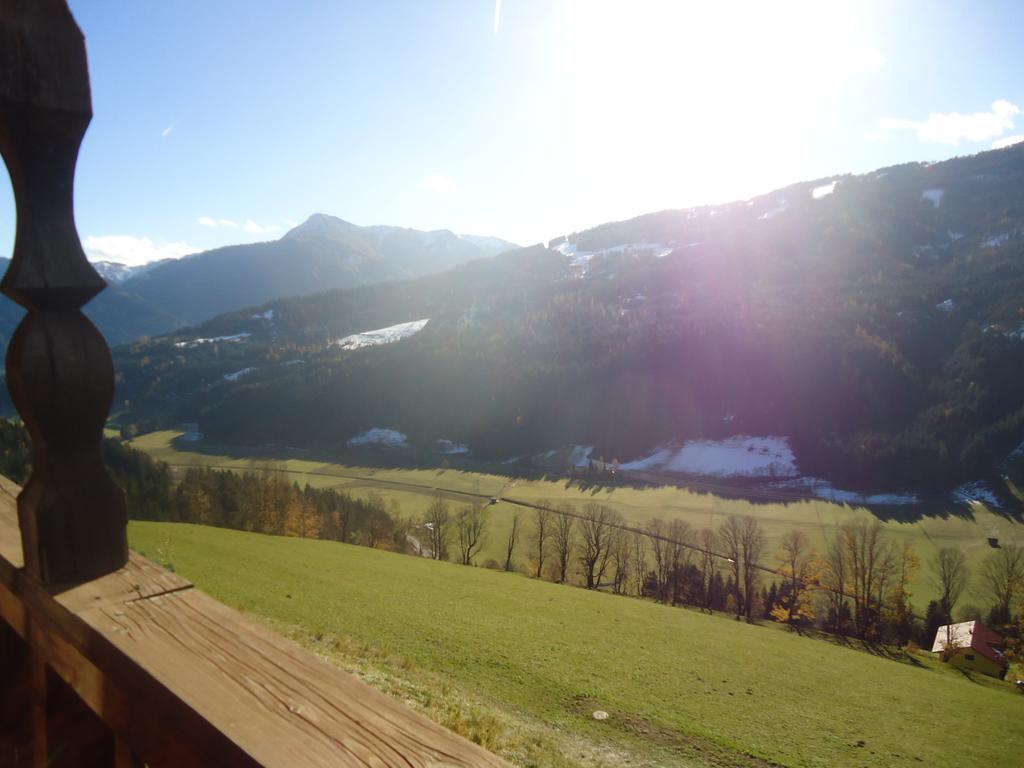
284 213 358 240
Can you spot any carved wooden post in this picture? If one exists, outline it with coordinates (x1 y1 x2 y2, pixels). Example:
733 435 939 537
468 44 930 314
0 0 127 583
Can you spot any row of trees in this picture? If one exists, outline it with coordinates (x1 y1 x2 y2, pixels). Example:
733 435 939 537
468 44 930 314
418 495 1024 657
170 466 408 549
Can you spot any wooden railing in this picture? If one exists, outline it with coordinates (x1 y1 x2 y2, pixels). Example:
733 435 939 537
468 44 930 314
0 2 509 766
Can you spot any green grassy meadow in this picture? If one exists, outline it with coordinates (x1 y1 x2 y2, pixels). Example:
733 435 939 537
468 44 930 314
130 431 1024 606
129 521 1024 768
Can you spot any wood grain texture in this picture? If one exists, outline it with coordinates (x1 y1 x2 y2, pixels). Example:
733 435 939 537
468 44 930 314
0 481 510 767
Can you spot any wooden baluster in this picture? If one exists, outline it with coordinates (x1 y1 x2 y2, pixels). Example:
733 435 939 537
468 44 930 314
30 656 115 768
0 0 127 583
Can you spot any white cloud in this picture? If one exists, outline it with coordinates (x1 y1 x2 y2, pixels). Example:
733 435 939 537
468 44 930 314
493 0 502 35
421 173 456 194
199 216 261 230
993 134 1024 149
160 121 178 138
243 219 280 234
83 235 199 267
880 100 1019 145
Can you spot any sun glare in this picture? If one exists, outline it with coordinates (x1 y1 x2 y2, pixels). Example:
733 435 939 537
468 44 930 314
550 1 880 218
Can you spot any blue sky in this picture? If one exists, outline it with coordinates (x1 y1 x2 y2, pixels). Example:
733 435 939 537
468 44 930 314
2 0 1023 265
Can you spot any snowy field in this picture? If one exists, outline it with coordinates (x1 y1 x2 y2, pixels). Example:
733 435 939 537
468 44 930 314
954 480 1001 508
620 436 798 478
175 332 250 349
772 477 919 506
436 439 470 455
811 181 836 199
347 427 408 448
334 319 429 351
223 367 256 382
552 240 673 267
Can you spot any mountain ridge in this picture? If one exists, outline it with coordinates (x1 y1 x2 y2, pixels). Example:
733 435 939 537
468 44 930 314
0 216 519 346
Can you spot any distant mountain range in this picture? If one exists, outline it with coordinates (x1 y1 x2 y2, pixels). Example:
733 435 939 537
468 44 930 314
104 144 1024 499
0 216 518 347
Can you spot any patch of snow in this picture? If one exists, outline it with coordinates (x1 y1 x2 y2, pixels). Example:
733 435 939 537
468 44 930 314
983 233 1010 248
552 240 578 258
556 241 673 267
282 359 305 366
621 436 798 478
333 319 429 350
1007 324 1024 341
501 454 528 465
775 477 919 505
179 431 203 442
863 492 920 505
947 230 964 242
347 428 408 449
223 367 256 382
175 332 250 349
568 445 594 467
954 481 1001 507
436 439 470 455
936 298 956 312
812 182 836 199
922 188 944 207
757 201 788 221
250 309 274 320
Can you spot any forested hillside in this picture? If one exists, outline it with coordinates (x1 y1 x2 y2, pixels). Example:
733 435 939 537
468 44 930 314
104 145 1024 494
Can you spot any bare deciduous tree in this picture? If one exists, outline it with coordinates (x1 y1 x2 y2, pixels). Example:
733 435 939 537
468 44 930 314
504 512 520 572
579 504 619 589
646 518 671 602
631 531 648 597
738 516 763 623
455 503 487 565
717 516 743 620
610 528 632 595
821 530 849 633
932 547 969 622
553 507 574 583
697 528 716 612
424 496 450 561
980 544 1024 622
531 504 553 578
839 520 895 638
775 529 817 624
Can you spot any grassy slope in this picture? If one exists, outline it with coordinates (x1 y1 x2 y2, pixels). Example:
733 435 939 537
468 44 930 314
129 521 1024 768
130 431 1024 605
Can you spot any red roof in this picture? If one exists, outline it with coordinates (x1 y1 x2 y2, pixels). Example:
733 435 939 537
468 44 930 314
931 620 1006 667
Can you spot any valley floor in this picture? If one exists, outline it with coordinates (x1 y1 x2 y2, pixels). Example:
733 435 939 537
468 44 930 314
129 522 1024 768
129 431 1024 606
